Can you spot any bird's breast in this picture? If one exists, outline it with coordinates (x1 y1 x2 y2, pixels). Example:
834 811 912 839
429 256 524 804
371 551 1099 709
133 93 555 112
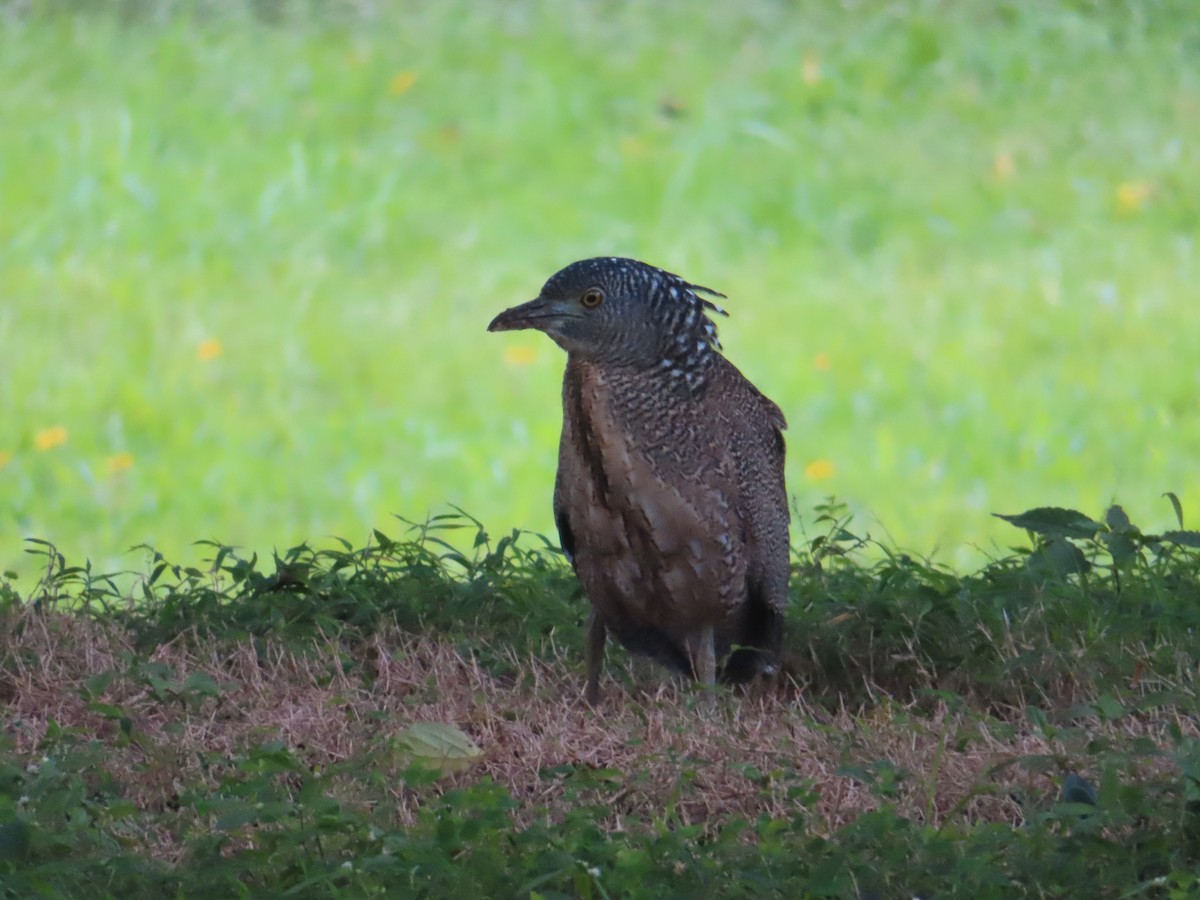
559 362 745 623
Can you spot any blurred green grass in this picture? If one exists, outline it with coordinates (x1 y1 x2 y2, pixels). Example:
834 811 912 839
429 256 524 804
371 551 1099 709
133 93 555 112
2 0 1197 579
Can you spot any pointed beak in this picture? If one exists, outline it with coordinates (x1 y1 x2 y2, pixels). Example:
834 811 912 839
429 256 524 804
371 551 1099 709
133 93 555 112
487 297 575 333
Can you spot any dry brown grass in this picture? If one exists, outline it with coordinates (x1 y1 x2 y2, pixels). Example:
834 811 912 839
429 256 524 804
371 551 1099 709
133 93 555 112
3 608 1194 862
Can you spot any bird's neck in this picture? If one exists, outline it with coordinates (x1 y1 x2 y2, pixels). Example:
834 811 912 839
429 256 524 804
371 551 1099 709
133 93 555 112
563 357 712 426
565 350 715 400
562 357 716 477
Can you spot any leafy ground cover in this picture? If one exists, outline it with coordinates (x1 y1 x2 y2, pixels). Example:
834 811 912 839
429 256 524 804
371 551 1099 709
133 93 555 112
3 502 1199 896
3 0 1199 580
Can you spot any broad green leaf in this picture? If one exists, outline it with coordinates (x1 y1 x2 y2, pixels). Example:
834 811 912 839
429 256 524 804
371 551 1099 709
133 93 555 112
214 803 261 831
400 722 483 776
182 672 221 697
1100 531 1137 567
1054 801 1099 819
86 702 128 719
0 818 32 862
213 801 293 832
993 507 1103 540
1104 504 1133 533
1028 538 1090 577
1161 530 1200 549
1094 694 1125 720
83 671 116 698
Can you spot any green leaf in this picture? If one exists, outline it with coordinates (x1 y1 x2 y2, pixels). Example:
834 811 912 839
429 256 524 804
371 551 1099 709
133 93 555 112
1028 538 1090 577
1164 491 1185 529
83 671 116 699
214 804 264 831
0 818 32 862
1100 531 1137 567
399 722 483 776
993 507 1103 540
182 672 221 697
1054 801 1100 821
1161 530 1200 549
87 702 129 719
1094 694 1125 720
1104 504 1133 533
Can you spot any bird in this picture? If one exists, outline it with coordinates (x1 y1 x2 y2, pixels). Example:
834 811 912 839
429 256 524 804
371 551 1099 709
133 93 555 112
488 257 789 704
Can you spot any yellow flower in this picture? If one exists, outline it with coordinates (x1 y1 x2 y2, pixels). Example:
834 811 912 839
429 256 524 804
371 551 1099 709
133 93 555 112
618 135 647 158
992 150 1015 181
106 452 134 474
802 53 822 86
0 451 11 469
1115 181 1152 215
197 338 222 361
389 71 418 96
503 345 537 366
804 459 836 481
813 351 831 372
34 426 68 451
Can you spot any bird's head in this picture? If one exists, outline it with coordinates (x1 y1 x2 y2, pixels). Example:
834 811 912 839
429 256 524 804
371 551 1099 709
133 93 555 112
488 257 728 387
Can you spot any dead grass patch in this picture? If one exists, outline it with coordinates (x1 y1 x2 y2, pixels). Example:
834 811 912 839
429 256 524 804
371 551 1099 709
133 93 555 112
3 608 1195 863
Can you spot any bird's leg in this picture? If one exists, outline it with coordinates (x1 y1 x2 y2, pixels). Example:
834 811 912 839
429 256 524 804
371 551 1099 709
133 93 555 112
584 610 606 705
693 624 717 709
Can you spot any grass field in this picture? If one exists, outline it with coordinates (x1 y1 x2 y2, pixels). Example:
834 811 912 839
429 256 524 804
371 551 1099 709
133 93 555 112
2 0 1198 580
3 510 1200 894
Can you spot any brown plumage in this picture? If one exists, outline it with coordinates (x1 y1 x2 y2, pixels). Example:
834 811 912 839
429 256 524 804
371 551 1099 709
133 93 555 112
488 257 789 703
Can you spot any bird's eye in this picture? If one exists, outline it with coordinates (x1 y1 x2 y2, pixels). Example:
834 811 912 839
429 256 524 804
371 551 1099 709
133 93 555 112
581 288 605 309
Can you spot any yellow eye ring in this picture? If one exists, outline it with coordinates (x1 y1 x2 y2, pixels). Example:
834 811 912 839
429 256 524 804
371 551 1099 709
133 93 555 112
581 288 605 309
